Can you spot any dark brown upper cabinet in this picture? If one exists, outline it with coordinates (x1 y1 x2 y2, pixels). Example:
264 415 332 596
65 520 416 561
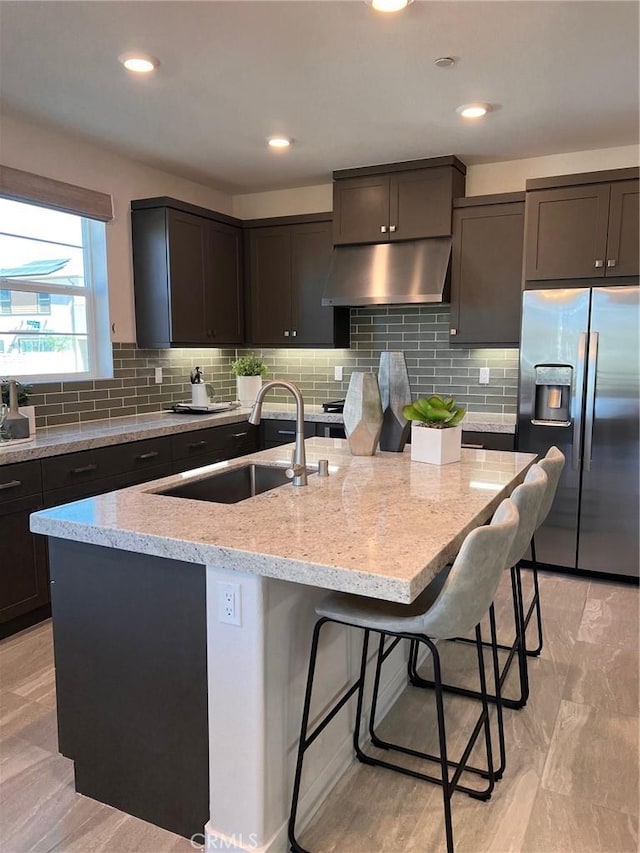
524 170 639 282
246 216 349 348
332 156 466 246
450 193 525 346
131 198 244 348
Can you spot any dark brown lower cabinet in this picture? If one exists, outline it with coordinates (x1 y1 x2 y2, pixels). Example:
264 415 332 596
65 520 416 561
0 493 48 629
461 431 515 451
1 422 258 638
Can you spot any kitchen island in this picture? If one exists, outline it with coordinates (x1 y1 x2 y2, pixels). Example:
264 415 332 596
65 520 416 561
30 438 535 853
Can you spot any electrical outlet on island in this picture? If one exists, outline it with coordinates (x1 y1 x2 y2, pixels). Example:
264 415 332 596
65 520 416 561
218 581 242 626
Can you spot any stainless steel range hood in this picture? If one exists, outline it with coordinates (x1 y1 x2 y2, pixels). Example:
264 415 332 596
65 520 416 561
322 238 452 307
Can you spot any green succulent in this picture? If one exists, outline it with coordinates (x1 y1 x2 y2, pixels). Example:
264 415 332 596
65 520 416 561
230 354 269 378
402 395 466 429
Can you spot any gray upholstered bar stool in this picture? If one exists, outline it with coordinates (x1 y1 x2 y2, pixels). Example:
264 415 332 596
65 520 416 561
288 499 519 853
523 446 566 657
404 463 548 775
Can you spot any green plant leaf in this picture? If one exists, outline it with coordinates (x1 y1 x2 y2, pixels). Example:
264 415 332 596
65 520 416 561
402 404 423 422
446 407 466 427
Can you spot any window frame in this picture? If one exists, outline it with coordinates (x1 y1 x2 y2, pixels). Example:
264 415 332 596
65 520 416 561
0 204 113 382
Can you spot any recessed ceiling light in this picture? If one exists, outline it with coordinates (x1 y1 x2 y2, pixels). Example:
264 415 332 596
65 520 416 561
434 57 455 68
119 52 159 73
369 0 414 12
456 103 491 119
268 137 292 149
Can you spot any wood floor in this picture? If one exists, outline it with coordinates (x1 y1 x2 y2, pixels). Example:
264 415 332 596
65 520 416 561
1 570 638 853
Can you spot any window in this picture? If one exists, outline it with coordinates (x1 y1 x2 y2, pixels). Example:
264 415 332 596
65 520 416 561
0 197 112 380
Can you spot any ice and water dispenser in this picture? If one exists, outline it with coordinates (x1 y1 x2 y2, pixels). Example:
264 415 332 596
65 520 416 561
532 364 572 425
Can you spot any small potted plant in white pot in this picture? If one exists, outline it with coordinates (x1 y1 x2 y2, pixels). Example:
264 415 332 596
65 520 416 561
1 380 36 434
403 395 466 465
231 355 268 407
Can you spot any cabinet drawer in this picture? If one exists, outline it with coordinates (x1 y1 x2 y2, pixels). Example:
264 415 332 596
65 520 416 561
0 460 42 505
111 436 172 474
262 420 316 445
171 422 257 463
42 446 122 491
461 431 515 451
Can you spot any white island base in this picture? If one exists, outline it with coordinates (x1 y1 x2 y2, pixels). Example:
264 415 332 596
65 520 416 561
204 564 410 853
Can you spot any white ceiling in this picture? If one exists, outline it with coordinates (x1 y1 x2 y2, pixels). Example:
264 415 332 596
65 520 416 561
0 1 638 193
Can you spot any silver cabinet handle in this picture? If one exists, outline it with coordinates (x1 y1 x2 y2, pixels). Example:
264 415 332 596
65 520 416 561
380 225 387 233
572 332 588 471
607 259 617 268
389 225 397 233
136 451 159 461
0 479 21 491
187 440 207 450
232 432 248 438
277 429 295 436
450 328 458 336
462 444 484 449
594 260 604 268
284 330 290 337
583 331 599 472
291 330 297 337
71 464 97 475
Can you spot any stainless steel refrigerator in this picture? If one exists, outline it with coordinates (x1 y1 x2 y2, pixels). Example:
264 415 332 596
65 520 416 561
518 285 639 579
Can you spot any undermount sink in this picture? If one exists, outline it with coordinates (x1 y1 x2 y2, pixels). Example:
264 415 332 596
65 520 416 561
155 463 314 504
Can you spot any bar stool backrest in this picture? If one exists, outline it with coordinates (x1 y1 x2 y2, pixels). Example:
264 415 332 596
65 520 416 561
420 499 519 641
504 465 548 569
536 446 566 528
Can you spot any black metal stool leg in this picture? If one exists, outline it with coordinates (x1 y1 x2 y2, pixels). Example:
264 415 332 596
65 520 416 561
524 536 544 657
429 637 455 853
488 604 506 781
288 618 327 853
474 622 496 800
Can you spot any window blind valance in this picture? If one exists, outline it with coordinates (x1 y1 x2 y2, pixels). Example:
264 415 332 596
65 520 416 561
0 165 113 222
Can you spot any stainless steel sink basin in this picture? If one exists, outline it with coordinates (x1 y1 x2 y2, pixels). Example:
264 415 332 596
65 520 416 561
156 463 311 504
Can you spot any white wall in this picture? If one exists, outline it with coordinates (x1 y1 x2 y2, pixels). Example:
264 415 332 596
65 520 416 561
465 144 639 196
232 145 640 219
0 113 232 343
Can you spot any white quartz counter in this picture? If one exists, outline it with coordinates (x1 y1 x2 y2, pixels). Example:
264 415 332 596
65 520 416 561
1 406 515 465
31 438 535 603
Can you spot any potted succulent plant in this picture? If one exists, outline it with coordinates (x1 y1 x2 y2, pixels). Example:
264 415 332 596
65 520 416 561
1 380 36 434
402 395 466 465
231 354 269 406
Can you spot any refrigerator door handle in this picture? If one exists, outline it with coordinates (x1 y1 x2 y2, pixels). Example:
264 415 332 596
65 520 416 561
583 331 599 472
572 332 588 471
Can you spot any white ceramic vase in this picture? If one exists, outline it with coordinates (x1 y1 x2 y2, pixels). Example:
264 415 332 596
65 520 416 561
19 405 36 434
410 423 462 465
236 375 262 407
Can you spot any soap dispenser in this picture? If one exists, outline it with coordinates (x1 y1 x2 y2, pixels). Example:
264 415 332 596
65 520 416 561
190 367 209 407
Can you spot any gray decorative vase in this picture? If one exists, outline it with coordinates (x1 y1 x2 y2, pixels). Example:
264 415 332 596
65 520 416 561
343 372 383 456
5 380 30 440
378 351 412 452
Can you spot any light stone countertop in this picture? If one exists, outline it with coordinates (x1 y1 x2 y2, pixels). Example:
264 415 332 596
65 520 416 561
31 438 535 604
0 405 516 465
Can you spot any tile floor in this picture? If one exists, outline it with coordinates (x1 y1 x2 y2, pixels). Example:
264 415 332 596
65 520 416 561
0 570 638 853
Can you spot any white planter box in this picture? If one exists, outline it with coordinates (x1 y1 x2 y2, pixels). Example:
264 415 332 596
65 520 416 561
410 423 462 465
236 375 263 407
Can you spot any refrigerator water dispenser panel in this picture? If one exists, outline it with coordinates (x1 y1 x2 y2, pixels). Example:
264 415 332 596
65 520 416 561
532 364 572 425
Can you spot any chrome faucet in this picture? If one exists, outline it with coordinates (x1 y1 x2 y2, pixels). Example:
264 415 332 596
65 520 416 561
248 380 308 486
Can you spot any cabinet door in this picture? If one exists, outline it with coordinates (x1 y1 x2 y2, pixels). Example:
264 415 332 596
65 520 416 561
290 221 336 345
389 167 453 240
605 180 639 277
249 227 293 345
333 176 390 245
450 202 524 345
205 222 244 344
524 184 610 280
0 494 49 624
166 210 209 344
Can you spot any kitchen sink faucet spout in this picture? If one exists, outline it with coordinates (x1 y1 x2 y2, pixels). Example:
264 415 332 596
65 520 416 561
248 380 308 486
